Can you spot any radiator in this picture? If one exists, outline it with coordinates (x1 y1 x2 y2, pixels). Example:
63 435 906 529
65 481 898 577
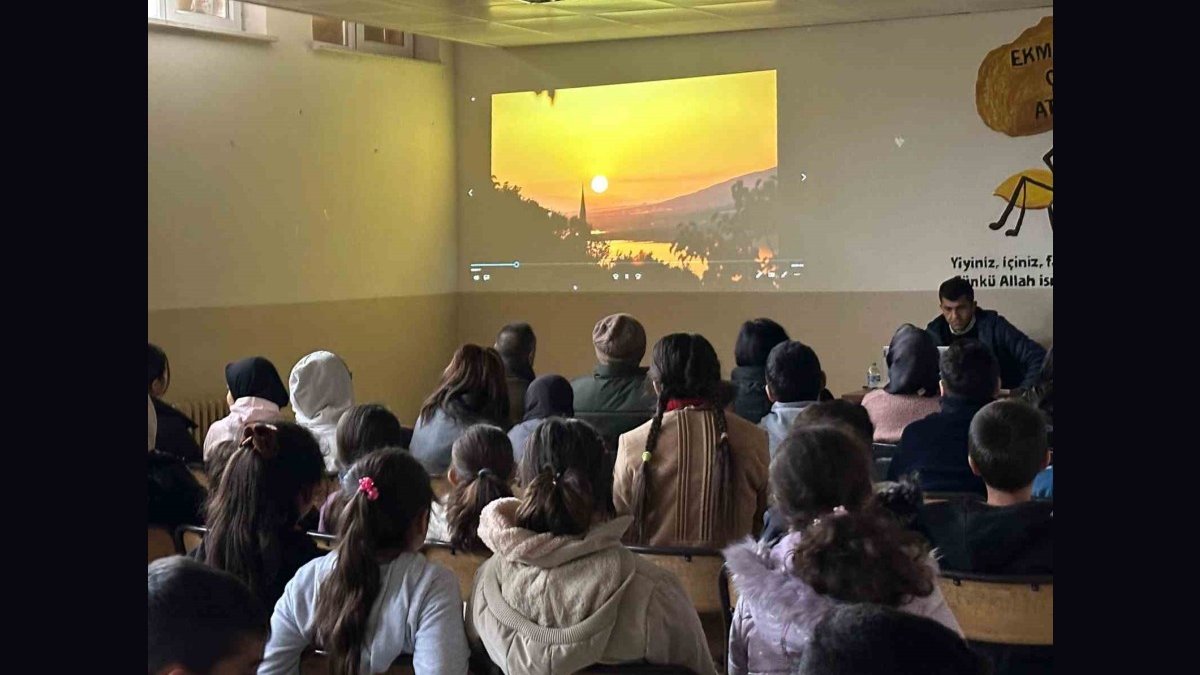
176 399 230 448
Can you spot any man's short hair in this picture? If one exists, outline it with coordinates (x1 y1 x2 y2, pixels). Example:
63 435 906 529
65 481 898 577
938 276 975 303
494 322 536 360
969 399 1049 491
795 400 875 447
797 603 992 675
940 340 1000 401
765 341 823 402
148 556 268 674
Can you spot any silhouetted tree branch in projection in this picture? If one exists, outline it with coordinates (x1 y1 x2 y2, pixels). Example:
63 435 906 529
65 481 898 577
670 175 779 285
480 177 598 265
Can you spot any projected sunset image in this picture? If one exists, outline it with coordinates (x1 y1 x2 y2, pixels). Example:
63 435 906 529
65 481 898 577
483 70 779 288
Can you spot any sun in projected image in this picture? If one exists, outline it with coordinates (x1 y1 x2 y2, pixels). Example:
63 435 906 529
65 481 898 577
591 175 609 194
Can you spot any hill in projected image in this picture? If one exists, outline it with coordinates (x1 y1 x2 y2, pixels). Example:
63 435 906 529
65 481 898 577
480 70 778 291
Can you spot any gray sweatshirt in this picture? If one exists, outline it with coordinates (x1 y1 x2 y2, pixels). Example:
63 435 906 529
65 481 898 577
259 551 469 674
757 400 816 458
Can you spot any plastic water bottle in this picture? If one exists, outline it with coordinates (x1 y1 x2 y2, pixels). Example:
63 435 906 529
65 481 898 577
867 362 882 389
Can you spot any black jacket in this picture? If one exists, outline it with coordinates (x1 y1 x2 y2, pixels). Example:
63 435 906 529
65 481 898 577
730 366 771 424
888 396 987 495
919 498 1053 575
148 450 206 531
192 529 321 610
926 308 1047 390
571 363 655 451
152 397 203 464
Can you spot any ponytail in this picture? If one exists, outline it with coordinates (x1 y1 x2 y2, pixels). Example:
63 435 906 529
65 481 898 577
446 468 513 552
709 405 735 540
516 465 594 536
314 493 379 675
312 449 433 675
516 419 607 536
632 388 669 543
204 422 324 599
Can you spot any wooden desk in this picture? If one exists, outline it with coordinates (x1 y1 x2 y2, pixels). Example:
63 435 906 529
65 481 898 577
841 389 871 405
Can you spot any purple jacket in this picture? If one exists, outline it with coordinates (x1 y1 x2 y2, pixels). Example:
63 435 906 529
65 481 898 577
723 532 961 675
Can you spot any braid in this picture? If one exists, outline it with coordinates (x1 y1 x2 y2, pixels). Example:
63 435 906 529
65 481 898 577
632 388 669 543
710 405 734 540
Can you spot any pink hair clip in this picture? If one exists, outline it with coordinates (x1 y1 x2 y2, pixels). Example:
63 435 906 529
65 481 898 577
357 476 380 501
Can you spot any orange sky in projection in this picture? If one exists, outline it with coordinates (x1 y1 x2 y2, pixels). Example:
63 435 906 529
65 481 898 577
491 71 778 216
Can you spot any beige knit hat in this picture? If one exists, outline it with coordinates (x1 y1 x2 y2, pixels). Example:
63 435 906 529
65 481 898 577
593 313 647 365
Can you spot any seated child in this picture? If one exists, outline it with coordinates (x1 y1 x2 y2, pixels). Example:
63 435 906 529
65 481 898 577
921 399 1053 575
725 424 961 674
259 449 470 674
148 555 269 675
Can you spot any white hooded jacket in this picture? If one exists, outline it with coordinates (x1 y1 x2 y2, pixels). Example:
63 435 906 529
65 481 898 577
289 351 354 473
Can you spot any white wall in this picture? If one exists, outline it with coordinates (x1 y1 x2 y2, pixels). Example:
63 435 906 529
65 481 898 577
149 7 458 310
455 8 1054 294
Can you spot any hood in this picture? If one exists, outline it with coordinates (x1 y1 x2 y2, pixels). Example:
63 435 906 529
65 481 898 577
523 375 575 421
477 498 637 632
884 324 941 397
289 351 354 428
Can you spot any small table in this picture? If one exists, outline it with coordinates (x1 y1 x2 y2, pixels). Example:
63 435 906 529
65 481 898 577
841 389 872 406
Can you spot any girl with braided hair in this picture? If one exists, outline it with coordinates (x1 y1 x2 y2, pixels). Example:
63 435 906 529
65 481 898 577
613 333 770 548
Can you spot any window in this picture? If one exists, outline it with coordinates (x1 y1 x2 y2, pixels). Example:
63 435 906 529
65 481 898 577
148 1 272 39
311 16 414 59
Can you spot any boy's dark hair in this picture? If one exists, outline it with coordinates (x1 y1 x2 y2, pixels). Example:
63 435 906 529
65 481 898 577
765 340 824 403
734 318 790 367
795 400 874 447
938 276 975 303
148 556 268 674
968 399 1049 491
495 322 537 363
798 603 991 675
148 343 168 391
940 340 1000 401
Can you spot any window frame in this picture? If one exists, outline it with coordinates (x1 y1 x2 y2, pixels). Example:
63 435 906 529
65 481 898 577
312 16 414 59
151 0 244 32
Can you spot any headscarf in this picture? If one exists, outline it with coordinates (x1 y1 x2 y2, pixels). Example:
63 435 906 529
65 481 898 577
289 351 354 428
883 324 941 397
148 395 158 453
522 375 575 422
225 356 289 408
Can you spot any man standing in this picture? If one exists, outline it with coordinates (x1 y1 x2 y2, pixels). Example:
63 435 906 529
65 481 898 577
927 276 1047 390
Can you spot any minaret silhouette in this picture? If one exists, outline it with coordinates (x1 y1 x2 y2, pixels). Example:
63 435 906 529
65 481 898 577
579 183 587 223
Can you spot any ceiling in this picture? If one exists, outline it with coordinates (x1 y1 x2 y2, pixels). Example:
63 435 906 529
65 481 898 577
249 0 1050 47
